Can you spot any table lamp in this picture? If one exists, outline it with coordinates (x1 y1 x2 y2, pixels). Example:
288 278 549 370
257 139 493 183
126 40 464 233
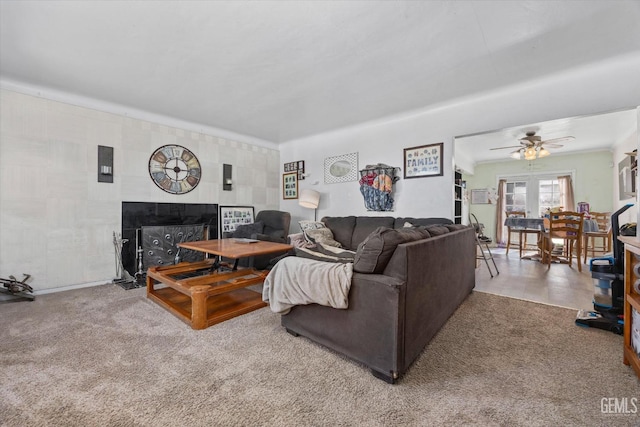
299 189 320 221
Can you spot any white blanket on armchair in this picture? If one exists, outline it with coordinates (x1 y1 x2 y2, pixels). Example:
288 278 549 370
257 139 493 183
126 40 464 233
262 256 353 314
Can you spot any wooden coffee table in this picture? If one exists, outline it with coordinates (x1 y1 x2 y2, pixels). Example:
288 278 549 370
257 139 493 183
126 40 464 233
146 239 292 329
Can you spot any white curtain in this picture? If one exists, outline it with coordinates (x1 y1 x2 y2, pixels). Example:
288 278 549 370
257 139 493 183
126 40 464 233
558 175 575 212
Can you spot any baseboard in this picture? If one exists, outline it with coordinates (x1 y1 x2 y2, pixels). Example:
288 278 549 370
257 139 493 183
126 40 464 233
34 280 115 295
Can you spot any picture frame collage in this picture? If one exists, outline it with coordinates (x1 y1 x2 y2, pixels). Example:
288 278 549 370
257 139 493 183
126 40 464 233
284 160 305 180
219 206 255 236
283 160 305 200
283 172 298 200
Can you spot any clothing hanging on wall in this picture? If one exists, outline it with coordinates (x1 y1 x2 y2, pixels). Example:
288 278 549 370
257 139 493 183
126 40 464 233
359 164 400 211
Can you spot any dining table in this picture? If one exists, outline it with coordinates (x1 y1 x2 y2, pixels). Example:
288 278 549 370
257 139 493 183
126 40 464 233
503 216 601 262
504 217 599 232
504 217 545 260
503 217 545 231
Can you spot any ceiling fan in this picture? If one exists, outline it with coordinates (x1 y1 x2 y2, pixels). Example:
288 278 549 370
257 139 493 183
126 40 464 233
490 131 575 160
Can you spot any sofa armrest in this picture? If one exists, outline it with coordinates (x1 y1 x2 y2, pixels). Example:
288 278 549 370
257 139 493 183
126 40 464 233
281 273 406 378
394 227 475 369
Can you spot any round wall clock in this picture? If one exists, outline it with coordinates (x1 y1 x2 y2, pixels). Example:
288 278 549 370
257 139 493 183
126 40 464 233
148 145 201 194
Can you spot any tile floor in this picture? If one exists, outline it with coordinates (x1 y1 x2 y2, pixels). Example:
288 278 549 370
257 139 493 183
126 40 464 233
473 246 598 310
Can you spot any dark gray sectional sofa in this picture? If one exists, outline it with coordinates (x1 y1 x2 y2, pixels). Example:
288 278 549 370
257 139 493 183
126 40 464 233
280 216 476 383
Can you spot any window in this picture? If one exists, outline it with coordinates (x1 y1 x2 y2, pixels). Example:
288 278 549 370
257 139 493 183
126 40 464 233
538 179 561 216
501 174 570 218
505 181 527 213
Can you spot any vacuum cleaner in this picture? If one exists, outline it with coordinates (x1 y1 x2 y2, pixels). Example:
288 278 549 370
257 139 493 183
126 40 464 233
575 203 634 335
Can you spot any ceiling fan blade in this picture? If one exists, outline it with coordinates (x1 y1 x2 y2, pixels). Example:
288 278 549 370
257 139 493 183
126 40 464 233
544 144 564 148
540 136 574 145
490 145 524 150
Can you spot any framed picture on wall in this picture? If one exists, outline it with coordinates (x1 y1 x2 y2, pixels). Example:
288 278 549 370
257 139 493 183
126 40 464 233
219 206 255 237
283 161 305 180
283 172 298 199
403 143 443 179
470 189 491 204
324 152 358 184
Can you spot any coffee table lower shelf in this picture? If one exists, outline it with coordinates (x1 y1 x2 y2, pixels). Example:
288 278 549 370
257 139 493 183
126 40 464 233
146 260 268 329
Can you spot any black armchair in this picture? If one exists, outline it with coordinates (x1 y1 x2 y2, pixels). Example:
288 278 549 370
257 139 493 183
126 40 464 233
254 210 291 242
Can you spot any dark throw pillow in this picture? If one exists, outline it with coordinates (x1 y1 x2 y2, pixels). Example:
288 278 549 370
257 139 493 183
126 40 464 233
233 221 264 239
353 226 430 274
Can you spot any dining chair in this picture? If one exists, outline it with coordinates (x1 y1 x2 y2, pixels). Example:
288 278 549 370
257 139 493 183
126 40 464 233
505 211 541 257
505 211 525 255
541 211 585 272
583 211 612 263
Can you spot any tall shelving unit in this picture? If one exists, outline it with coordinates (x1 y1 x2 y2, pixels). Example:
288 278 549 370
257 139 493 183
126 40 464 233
619 235 640 379
454 170 464 224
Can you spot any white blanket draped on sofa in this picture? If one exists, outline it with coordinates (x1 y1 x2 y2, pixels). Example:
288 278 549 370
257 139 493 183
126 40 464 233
262 256 353 314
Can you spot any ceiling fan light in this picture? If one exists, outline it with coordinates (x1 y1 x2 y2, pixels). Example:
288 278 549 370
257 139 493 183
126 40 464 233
510 151 521 160
538 148 550 158
524 146 536 160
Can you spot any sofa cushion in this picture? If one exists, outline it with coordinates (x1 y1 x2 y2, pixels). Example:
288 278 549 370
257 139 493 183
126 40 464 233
354 226 430 274
425 225 450 236
322 216 357 248
445 224 470 231
407 226 431 238
304 228 342 247
394 217 453 229
351 217 395 249
232 221 264 239
295 247 353 264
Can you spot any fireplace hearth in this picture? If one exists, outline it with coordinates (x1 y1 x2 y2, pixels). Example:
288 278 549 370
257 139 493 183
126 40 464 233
121 202 218 282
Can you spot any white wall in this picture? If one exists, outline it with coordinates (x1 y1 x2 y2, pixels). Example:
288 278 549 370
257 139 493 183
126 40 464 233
3 53 639 290
0 90 281 292
612 129 640 226
279 53 640 232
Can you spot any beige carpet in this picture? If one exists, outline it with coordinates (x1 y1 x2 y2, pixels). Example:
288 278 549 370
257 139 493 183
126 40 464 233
1 285 638 426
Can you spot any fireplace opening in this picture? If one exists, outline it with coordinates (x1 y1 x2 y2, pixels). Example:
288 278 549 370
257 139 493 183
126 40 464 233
120 202 218 287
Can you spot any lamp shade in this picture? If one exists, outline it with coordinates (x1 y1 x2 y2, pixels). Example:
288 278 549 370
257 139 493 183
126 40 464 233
299 189 320 209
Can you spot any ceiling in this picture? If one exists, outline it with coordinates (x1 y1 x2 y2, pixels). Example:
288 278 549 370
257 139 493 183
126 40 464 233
455 107 638 167
1 1 640 143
